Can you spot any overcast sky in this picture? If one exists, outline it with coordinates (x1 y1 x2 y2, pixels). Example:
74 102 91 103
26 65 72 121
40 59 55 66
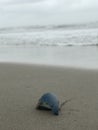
0 0 98 27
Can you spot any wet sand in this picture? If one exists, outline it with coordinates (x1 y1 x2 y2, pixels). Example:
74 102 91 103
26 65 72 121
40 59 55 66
0 63 98 130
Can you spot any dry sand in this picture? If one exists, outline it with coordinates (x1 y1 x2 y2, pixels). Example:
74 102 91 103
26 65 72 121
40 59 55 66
0 63 98 130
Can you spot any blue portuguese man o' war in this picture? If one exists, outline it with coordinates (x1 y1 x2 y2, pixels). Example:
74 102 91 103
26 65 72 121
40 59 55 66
36 92 72 115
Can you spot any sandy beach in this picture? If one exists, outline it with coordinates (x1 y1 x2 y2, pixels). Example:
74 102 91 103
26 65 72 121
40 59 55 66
0 63 98 130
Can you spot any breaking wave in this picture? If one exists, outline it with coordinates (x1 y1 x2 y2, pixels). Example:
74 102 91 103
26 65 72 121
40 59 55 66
0 23 98 47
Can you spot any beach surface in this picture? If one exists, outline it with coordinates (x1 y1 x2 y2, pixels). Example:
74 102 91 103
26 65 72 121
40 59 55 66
0 63 98 130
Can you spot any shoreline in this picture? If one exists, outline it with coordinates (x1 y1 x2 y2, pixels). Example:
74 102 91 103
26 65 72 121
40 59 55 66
0 61 98 70
0 62 98 130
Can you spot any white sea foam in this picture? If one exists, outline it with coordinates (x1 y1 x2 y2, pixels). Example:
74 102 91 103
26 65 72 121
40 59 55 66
0 23 98 47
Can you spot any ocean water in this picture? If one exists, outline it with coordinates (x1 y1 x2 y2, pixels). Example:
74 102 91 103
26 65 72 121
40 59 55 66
0 23 98 68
